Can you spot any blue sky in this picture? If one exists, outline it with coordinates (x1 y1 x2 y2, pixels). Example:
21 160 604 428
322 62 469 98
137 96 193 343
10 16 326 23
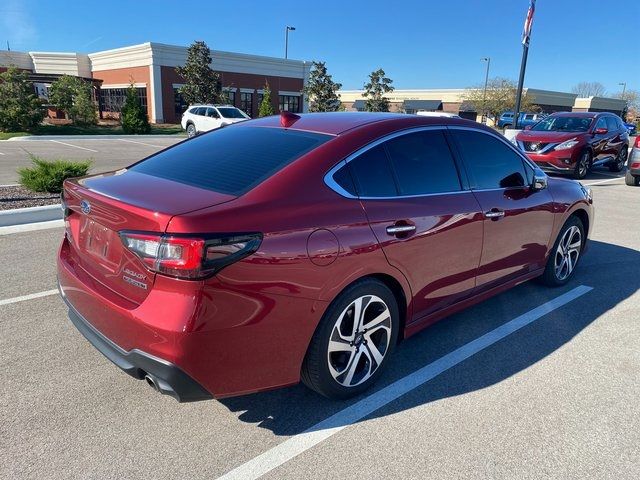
2 0 638 94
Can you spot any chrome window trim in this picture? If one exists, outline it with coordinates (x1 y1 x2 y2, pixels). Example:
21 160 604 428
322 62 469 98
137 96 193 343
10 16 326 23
324 125 467 200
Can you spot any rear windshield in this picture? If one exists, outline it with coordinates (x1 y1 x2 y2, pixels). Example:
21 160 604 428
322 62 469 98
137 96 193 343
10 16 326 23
130 126 331 195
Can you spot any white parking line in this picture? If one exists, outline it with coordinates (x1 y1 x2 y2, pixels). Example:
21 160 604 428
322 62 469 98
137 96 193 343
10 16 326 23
117 138 163 148
0 151 5 155
0 289 59 307
49 140 98 153
583 177 625 186
0 219 64 236
218 285 593 480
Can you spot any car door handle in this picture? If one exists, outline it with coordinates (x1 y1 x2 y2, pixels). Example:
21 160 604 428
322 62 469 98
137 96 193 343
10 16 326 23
484 209 505 219
386 224 416 235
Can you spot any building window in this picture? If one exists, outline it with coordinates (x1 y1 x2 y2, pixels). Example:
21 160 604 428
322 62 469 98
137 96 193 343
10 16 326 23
257 93 264 106
240 92 253 116
99 87 147 113
279 95 300 113
225 90 236 106
173 88 188 118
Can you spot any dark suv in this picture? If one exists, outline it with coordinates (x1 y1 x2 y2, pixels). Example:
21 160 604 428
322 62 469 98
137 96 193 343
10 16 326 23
515 112 629 179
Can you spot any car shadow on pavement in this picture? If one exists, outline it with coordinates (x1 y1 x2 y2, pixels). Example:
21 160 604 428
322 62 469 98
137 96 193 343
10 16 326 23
219 240 639 436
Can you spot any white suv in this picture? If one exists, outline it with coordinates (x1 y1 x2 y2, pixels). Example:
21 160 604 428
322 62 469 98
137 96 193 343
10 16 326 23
181 105 250 137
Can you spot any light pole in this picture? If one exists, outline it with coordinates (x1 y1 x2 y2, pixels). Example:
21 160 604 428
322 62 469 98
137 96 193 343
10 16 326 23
285 26 296 59
619 82 627 98
481 57 491 124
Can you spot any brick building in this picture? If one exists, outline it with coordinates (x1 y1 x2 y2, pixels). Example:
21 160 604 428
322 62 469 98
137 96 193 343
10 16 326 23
0 42 311 123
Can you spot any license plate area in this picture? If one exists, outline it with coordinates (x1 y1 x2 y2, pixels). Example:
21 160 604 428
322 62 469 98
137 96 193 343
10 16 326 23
79 217 120 272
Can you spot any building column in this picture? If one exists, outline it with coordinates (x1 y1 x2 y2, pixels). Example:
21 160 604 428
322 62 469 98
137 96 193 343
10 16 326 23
149 64 164 123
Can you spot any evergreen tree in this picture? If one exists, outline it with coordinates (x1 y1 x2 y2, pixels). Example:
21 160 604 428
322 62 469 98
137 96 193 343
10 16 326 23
176 41 223 105
0 67 45 131
302 61 342 112
258 82 274 117
121 83 151 134
49 75 96 125
363 69 394 112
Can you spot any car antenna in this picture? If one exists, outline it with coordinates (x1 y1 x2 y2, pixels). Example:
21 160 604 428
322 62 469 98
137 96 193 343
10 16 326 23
280 110 301 128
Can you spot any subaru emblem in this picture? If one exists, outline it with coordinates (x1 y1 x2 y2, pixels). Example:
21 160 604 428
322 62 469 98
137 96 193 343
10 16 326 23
80 200 91 215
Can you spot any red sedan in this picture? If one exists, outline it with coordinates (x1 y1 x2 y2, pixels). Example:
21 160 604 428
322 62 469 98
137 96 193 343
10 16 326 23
57 112 594 401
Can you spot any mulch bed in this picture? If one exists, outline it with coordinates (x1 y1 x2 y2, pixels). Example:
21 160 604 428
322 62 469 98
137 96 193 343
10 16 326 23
0 185 60 211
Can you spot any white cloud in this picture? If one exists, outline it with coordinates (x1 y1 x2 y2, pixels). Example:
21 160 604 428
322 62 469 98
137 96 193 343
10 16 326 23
1 0 38 50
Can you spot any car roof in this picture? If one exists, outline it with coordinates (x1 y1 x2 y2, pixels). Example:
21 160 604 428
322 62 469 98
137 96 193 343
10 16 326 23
239 112 464 135
548 111 605 118
188 104 236 108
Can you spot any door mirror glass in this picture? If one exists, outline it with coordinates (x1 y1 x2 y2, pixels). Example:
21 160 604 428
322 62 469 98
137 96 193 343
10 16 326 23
532 170 548 191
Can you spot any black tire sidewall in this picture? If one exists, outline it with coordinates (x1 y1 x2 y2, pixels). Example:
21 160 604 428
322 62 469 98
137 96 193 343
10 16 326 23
302 279 399 399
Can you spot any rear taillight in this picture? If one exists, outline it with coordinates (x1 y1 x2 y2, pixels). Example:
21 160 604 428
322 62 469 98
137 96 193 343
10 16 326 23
120 231 262 280
635 136 640 148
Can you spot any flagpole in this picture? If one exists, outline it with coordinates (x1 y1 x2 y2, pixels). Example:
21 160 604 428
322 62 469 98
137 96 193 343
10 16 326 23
513 0 535 129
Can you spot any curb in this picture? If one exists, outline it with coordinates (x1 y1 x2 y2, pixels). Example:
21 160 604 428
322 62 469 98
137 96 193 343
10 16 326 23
4 134 186 141
0 204 63 227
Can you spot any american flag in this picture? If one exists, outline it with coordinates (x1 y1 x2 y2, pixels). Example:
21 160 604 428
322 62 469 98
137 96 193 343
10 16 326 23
522 0 536 46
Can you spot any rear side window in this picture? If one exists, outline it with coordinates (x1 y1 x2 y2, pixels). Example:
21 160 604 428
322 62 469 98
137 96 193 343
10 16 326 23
384 130 461 195
451 130 527 189
346 144 397 197
131 126 330 195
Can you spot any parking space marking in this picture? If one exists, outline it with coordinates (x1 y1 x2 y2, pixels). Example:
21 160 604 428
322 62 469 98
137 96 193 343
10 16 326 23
49 140 98 153
589 171 623 178
583 177 625 186
0 151 5 155
0 289 58 307
117 138 164 148
0 219 64 236
218 285 594 480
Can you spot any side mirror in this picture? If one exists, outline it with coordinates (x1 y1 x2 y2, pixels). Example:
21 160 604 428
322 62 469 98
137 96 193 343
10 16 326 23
594 127 608 135
532 170 548 191
524 125 532 130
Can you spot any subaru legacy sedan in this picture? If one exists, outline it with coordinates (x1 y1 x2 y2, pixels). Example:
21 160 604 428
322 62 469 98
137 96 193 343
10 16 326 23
58 112 593 401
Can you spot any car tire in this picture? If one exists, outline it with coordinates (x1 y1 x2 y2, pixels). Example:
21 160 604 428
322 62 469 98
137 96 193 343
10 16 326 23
573 151 591 179
301 279 399 399
609 146 628 172
186 123 197 138
625 171 640 186
539 216 585 287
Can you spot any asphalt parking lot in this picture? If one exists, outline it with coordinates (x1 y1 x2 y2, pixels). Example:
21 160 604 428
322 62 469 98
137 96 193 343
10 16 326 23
0 136 184 184
1 161 639 479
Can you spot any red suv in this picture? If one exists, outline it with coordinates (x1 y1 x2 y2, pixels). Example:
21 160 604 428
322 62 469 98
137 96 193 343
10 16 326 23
58 113 593 401
515 112 629 179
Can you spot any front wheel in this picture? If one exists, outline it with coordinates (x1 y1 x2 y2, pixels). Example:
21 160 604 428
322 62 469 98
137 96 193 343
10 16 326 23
301 279 399 399
573 151 591 179
626 171 640 186
539 216 584 287
609 146 627 172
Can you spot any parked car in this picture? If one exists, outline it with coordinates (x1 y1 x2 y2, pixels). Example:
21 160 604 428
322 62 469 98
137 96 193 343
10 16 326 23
515 112 629 179
416 111 460 118
181 104 250 137
58 112 593 401
623 121 637 136
626 135 640 186
497 111 514 128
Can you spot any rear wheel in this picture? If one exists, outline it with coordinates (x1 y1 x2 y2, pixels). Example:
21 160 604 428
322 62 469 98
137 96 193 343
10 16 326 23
573 151 591 179
626 171 640 186
540 216 584 287
186 123 197 138
301 279 399 399
609 146 627 172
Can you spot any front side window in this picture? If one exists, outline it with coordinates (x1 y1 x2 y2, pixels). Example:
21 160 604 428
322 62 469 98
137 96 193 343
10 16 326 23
594 117 607 131
205 107 219 118
384 130 461 195
451 130 527 189
605 116 618 131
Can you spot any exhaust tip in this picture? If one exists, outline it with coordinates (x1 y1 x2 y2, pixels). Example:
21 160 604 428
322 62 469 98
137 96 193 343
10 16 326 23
145 374 160 392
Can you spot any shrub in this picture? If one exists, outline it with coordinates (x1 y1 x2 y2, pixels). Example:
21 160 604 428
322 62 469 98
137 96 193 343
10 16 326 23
18 155 91 193
121 85 150 134
49 75 97 126
258 82 274 117
0 67 45 132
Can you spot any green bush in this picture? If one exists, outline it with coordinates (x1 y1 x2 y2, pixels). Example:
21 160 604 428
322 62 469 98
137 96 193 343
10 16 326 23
121 85 150 134
0 67 45 132
18 155 91 193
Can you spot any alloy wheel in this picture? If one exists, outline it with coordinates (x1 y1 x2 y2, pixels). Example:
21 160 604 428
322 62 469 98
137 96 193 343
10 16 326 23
554 225 582 281
617 148 627 170
327 295 392 388
187 124 196 138
578 153 589 178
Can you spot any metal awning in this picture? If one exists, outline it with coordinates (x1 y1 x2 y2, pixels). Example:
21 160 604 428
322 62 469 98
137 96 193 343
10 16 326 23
403 99 442 111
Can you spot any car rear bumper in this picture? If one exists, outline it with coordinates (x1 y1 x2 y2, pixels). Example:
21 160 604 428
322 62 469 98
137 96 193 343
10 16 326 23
61 288 212 402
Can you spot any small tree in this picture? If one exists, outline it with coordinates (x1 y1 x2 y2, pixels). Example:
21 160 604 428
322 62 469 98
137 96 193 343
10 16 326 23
363 69 394 112
302 61 342 112
176 41 223 105
49 75 96 125
463 77 538 125
121 84 150 134
258 82 274 117
0 67 45 132
571 81 606 97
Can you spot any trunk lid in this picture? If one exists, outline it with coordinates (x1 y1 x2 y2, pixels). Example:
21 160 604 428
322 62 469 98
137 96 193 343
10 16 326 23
63 170 235 305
